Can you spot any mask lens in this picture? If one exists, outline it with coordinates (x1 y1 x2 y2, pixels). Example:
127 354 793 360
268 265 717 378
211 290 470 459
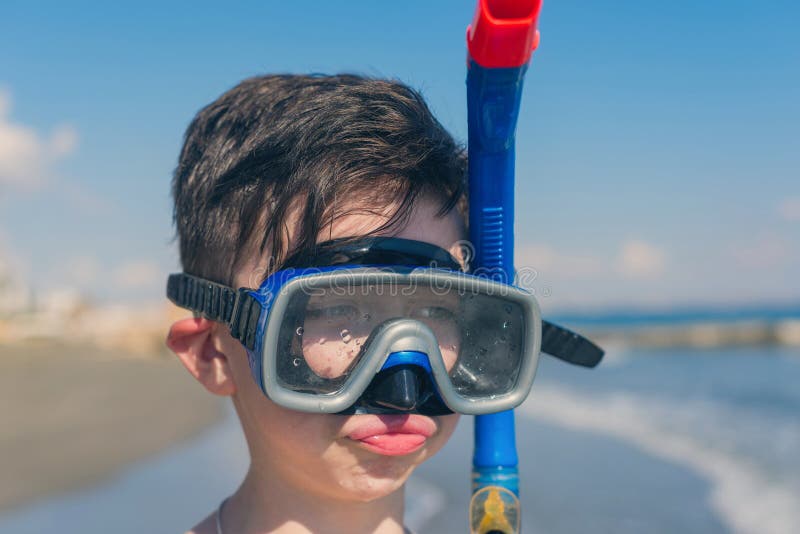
449 296 525 397
273 274 527 399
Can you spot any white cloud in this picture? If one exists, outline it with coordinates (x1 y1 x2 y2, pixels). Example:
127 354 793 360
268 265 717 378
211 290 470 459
519 240 667 282
111 260 162 289
616 239 665 278
778 197 800 222
49 124 79 157
0 88 10 116
517 243 606 279
0 87 78 189
515 243 615 307
514 239 674 306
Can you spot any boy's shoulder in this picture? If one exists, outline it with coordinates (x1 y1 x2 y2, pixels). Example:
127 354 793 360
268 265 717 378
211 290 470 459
184 511 217 534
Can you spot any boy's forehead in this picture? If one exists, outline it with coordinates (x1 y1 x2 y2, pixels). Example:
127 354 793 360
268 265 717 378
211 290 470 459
330 196 465 252
234 195 466 289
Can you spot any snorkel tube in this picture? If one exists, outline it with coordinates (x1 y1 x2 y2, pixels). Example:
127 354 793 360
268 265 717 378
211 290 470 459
466 1 542 533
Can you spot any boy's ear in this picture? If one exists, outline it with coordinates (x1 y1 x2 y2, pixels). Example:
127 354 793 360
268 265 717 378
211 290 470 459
166 317 236 396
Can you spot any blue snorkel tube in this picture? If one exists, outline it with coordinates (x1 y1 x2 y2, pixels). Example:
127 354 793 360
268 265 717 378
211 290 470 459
466 1 542 532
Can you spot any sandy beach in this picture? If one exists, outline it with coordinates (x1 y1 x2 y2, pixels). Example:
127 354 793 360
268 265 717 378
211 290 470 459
0 340 223 512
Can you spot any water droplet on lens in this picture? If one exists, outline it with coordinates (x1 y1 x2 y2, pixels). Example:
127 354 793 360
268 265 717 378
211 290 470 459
292 358 301 367
295 326 304 336
340 329 352 343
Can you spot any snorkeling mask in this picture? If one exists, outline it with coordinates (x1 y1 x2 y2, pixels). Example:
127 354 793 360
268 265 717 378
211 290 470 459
167 237 602 415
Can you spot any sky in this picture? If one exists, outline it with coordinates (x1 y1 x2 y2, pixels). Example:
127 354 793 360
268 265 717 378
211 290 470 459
0 0 798 312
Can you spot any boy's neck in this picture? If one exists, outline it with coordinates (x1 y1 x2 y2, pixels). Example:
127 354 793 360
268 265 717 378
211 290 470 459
222 466 408 534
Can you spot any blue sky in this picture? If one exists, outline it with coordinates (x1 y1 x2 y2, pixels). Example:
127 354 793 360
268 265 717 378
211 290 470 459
1 0 798 311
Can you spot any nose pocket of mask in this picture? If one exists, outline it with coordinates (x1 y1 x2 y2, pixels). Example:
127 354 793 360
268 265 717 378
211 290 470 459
350 350 452 414
367 365 421 411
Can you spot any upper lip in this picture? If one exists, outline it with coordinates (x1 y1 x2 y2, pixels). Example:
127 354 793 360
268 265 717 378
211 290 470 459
344 414 437 441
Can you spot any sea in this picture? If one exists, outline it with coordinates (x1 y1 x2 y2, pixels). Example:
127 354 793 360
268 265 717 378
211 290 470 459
1 333 798 533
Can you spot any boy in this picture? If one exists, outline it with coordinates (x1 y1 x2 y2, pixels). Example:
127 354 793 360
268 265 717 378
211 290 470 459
165 74 567 533
166 74 469 534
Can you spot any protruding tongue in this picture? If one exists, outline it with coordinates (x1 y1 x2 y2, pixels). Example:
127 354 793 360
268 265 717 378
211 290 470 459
359 433 426 454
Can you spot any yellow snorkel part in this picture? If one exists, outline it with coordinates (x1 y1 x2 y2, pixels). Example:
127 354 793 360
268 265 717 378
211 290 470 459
469 486 521 534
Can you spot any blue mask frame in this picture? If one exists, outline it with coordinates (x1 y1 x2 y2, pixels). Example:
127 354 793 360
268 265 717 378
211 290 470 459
166 237 603 415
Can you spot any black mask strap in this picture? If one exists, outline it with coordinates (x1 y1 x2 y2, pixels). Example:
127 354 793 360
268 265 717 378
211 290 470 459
165 273 262 350
167 236 604 368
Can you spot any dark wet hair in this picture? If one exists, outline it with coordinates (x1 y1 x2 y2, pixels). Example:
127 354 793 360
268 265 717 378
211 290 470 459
172 74 467 287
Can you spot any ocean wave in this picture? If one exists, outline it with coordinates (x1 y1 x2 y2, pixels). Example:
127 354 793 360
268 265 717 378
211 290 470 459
519 385 800 534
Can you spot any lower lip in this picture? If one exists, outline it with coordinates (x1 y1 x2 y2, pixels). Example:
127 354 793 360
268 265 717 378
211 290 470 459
355 433 427 456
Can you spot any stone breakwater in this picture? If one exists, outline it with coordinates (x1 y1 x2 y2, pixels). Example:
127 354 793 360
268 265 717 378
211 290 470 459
586 319 800 349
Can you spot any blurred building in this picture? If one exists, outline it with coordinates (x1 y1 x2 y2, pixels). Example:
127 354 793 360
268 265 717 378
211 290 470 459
0 262 34 316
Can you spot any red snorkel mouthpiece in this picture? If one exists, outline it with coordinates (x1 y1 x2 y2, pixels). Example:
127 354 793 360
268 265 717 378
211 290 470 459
467 0 542 68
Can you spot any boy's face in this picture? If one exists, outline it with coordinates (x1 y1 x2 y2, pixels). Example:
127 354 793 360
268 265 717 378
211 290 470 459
209 195 464 502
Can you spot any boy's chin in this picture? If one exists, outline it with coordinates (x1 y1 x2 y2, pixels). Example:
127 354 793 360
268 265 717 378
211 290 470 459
336 468 413 503
328 443 431 501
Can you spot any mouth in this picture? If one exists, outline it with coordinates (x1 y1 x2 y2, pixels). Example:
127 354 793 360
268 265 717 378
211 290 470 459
344 414 437 456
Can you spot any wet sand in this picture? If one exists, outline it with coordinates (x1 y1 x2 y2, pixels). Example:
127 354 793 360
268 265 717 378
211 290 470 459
0 340 223 511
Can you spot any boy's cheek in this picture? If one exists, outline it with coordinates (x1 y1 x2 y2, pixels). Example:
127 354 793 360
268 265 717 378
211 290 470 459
212 327 259 390
435 414 460 442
